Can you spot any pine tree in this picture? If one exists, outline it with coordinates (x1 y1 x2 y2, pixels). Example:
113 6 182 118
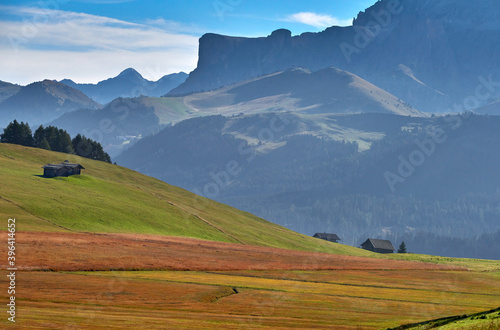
1 120 33 146
72 134 111 163
43 126 59 150
39 137 51 150
33 125 46 148
19 121 33 147
397 241 407 253
56 128 74 154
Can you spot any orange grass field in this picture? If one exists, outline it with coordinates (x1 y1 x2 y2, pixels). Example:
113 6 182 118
1 231 499 329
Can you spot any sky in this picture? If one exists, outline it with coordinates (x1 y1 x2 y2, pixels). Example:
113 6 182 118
0 0 374 85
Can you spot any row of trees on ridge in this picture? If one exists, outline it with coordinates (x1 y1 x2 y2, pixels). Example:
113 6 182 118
0 120 111 163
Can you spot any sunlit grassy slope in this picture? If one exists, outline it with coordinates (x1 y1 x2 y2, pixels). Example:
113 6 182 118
389 307 500 330
0 143 371 255
387 252 500 272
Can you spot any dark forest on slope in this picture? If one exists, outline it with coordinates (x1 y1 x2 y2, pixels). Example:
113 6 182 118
117 112 500 259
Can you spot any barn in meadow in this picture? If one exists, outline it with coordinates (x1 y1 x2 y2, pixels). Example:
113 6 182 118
42 161 85 178
313 233 341 243
360 238 395 254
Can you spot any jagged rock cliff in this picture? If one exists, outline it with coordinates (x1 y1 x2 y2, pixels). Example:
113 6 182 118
170 0 500 113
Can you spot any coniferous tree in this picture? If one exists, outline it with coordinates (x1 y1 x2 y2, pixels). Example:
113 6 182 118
39 137 51 150
2 121 110 162
33 125 46 148
55 128 74 154
397 241 407 253
19 121 33 147
43 126 59 150
0 120 33 146
72 134 91 157
72 134 111 163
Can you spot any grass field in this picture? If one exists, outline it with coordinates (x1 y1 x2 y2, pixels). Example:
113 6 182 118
1 267 498 329
0 230 499 329
0 143 368 255
0 143 498 328
390 307 500 329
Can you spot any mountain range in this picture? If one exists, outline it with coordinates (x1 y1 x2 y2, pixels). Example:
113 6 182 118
0 79 101 128
0 80 22 103
170 0 500 113
49 66 421 156
181 66 423 117
60 68 188 104
0 68 187 132
50 96 163 157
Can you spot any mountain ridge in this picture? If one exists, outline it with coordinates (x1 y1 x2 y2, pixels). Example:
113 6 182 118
50 66 423 157
182 66 424 117
0 79 102 128
170 0 500 112
61 68 188 104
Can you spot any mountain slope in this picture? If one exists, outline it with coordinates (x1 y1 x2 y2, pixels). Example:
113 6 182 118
116 112 500 259
0 80 21 103
51 67 420 157
170 0 500 112
0 142 366 255
183 67 423 117
50 96 163 157
61 68 188 104
0 79 101 128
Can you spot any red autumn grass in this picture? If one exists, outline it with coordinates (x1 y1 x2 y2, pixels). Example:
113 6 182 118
5 231 463 272
2 270 498 329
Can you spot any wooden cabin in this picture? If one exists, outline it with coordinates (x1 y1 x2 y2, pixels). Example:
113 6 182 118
313 233 341 243
43 161 85 178
360 238 395 254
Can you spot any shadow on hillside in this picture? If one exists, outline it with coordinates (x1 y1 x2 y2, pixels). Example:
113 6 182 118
32 174 49 179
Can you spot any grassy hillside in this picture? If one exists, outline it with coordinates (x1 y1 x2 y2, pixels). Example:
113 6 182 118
389 307 500 329
387 253 500 272
0 143 369 255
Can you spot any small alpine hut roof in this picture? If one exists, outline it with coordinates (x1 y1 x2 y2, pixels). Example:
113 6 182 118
42 160 85 178
313 233 341 241
42 162 85 171
361 239 395 251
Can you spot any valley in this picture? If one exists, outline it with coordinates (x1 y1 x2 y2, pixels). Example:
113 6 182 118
2 0 500 328
0 143 498 329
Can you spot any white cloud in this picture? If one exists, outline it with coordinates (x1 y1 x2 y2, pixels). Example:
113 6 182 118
0 49 198 85
0 6 199 84
145 18 206 35
286 12 352 29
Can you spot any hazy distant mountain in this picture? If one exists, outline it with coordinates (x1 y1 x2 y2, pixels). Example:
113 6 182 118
0 81 22 103
0 79 101 128
50 65 423 156
116 112 500 259
50 96 163 157
182 67 423 117
170 0 500 113
61 68 188 104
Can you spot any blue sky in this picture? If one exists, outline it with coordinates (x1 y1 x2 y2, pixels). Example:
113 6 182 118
0 0 374 85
